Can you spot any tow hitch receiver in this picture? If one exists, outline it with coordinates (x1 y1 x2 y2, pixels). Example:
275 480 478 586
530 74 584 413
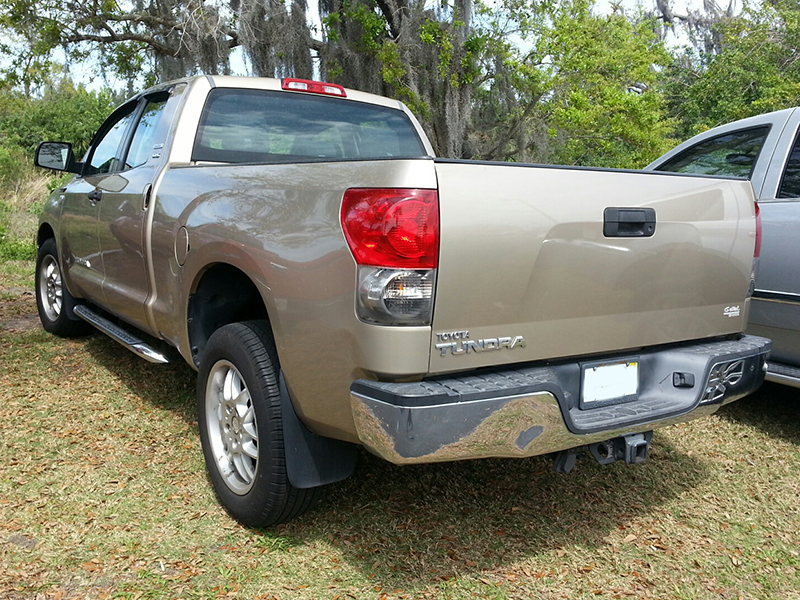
553 431 654 473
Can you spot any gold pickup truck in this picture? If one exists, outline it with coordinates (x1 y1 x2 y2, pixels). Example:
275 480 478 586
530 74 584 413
34 75 770 527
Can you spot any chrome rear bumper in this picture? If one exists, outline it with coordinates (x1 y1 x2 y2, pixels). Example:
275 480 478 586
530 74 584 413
350 335 770 465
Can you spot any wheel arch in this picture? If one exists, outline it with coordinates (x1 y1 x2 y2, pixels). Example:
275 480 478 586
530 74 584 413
186 262 272 368
37 222 56 247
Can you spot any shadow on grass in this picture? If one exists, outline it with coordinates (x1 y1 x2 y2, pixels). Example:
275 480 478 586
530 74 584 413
717 382 800 445
78 329 711 589
82 331 197 424
277 436 708 588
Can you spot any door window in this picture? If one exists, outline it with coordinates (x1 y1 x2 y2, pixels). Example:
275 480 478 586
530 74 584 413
86 105 136 175
655 126 770 178
124 96 169 170
778 133 800 198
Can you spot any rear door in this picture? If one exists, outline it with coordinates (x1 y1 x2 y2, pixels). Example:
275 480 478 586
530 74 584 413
429 161 757 373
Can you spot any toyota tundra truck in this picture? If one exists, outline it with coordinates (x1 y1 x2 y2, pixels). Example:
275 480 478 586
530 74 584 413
34 75 770 527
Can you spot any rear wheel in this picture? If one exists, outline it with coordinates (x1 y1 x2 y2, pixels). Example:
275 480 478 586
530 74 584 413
197 321 321 527
35 238 89 337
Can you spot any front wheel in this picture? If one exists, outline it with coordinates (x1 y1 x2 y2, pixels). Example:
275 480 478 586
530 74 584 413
197 321 321 527
35 238 89 337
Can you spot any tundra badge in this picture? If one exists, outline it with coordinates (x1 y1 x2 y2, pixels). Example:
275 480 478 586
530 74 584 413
435 335 526 357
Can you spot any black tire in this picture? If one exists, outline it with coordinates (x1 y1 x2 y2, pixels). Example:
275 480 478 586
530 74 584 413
35 238 90 337
197 321 321 527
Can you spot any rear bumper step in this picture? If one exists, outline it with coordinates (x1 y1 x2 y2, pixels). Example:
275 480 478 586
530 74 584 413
73 305 170 364
350 335 770 465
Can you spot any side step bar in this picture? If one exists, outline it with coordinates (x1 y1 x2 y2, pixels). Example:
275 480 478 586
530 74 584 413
73 305 170 364
765 361 800 389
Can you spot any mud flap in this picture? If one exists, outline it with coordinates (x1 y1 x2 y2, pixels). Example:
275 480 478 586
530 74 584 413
280 373 358 489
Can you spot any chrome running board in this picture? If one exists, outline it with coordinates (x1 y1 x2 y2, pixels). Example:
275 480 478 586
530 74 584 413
765 361 800 389
73 305 170 364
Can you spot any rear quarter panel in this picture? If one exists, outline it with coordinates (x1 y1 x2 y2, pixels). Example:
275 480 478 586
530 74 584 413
150 159 437 441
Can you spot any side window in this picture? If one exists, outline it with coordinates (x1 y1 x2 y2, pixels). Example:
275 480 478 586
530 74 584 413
778 133 800 198
124 96 169 170
86 106 136 175
655 126 770 179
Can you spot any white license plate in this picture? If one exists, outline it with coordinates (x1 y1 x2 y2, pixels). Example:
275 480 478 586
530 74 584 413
582 361 639 404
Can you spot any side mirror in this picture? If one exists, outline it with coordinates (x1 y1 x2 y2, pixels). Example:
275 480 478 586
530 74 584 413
35 142 83 174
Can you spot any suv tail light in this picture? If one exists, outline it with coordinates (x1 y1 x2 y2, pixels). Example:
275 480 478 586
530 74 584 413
754 201 762 258
341 188 439 325
748 201 761 298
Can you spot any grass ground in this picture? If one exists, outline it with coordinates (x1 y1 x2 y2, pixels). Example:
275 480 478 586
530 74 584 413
1 259 799 600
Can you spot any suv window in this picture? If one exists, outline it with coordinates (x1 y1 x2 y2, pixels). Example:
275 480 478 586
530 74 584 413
655 126 770 178
124 96 169 170
778 132 800 198
193 89 427 164
86 105 137 175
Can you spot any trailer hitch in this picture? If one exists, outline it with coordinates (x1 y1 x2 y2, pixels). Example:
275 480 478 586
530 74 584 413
553 431 654 473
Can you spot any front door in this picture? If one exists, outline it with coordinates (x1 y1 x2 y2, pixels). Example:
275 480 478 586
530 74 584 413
59 104 137 305
97 93 171 332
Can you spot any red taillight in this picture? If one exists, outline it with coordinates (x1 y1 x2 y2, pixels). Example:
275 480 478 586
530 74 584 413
281 78 347 97
754 201 762 258
341 189 439 269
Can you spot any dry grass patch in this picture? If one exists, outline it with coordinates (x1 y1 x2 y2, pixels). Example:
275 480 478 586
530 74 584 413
2 260 800 599
0 171 51 260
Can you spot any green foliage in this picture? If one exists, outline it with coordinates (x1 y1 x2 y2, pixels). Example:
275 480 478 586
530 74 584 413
0 195 37 261
343 0 388 52
5 0 799 168
0 146 25 186
471 0 674 167
541 0 675 167
0 236 35 261
0 78 116 157
666 0 800 138
0 74 113 263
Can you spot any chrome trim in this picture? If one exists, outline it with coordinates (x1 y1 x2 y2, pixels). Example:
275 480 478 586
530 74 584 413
74 305 170 364
701 359 745 403
350 389 721 465
752 290 800 306
351 338 769 465
765 371 800 389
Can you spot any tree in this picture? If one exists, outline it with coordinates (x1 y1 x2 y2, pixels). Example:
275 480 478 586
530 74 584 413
0 0 482 156
1 0 676 165
470 0 675 167
663 0 800 137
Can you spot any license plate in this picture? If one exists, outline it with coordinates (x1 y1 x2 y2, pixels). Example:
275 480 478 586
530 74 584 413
582 361 638 404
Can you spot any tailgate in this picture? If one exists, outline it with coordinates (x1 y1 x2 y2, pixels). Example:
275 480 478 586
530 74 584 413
430 160 757 373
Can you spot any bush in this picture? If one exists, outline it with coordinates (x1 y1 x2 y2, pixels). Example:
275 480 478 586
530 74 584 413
0 80 116 158
0 157 50 261
0 75 113 263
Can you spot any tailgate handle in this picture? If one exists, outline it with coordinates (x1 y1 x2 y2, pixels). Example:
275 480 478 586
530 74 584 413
603 207 656 238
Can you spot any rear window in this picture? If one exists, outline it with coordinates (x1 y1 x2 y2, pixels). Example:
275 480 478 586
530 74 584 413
192 88 427 164
655 126 770 179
